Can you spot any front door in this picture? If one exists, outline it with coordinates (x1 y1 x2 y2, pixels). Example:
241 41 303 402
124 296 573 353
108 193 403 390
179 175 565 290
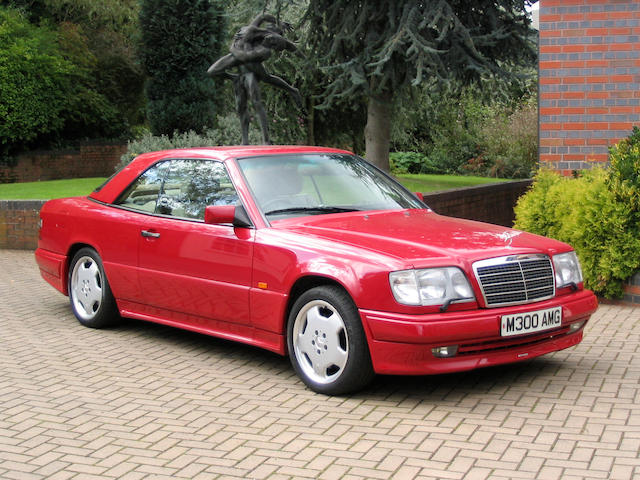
116 158 254 326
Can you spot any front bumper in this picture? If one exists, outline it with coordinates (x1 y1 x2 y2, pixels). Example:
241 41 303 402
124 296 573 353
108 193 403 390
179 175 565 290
360 289 598 375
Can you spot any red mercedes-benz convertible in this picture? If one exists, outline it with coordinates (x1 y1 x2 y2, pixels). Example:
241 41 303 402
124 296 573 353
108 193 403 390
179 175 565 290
35 146 598 394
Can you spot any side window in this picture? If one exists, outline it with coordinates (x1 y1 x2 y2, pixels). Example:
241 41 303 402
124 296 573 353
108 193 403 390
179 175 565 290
116 159 239 220
116 163 166 213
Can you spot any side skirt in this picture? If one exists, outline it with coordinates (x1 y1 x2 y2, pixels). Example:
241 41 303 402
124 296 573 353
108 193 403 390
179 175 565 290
118 300 286 355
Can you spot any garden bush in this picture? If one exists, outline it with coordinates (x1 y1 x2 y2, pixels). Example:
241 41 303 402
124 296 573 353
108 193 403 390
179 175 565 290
0 8 72 153
513 169 576 239
514 128 640 298
118 114 261 169
609 126 640 210
468 99 538 179
391 87 537 178
575 171 640 298
0 6 128 159
389 152 440 174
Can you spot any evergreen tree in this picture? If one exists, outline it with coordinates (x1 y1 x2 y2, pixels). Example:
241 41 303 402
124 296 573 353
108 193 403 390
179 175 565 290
303 1 537 170
139 0 226 135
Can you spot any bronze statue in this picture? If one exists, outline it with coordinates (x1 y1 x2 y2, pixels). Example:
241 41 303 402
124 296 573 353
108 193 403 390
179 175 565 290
208 14 303 145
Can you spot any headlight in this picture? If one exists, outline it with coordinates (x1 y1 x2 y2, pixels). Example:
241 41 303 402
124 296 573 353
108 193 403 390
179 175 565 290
389 267 475 307
552 251 583 288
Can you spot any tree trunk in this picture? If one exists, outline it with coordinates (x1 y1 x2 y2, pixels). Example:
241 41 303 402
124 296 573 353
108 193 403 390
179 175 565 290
364 88 393 171
306 96 315 145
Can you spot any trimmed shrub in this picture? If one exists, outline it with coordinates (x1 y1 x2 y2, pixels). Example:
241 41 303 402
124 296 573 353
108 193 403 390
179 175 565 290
513 169 567 238
609 125 640 211
514 164 640 298
575 171 640 297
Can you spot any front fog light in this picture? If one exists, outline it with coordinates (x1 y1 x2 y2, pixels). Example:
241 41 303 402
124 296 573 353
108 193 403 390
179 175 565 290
431 345 459 358
568 321 586 334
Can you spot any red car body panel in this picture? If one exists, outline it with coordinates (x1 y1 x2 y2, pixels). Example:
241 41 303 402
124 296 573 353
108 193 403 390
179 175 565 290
35 146 598 374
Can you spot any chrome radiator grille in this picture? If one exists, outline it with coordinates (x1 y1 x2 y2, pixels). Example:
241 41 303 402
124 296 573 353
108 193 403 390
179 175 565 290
473 254 555 307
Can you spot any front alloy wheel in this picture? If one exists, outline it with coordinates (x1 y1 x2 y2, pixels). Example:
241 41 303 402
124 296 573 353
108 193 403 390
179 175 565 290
288 286 374 395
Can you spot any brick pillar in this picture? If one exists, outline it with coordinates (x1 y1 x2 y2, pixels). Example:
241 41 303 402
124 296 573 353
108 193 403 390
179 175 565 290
539 0 640 175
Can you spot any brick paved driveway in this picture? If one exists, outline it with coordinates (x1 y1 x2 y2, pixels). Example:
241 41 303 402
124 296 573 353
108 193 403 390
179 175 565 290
1 249 639 480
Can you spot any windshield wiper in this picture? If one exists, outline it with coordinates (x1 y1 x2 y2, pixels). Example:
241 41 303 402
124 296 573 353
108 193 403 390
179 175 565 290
264 206 361 216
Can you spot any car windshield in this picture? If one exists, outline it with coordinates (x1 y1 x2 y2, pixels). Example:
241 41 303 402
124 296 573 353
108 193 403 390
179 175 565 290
237 153 423 219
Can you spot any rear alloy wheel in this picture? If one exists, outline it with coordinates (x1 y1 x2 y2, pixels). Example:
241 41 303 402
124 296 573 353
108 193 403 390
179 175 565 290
287 286 374 395
68 248 120 328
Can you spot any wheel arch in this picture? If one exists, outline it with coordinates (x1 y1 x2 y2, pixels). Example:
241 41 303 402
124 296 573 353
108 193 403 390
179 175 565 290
284 275 356 339
63 243 99 294
284 275 375 394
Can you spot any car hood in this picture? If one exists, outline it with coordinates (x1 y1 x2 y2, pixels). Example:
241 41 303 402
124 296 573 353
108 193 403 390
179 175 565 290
272 209 570 268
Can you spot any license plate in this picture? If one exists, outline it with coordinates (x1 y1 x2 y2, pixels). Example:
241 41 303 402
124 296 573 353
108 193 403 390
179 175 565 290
501 306 562 337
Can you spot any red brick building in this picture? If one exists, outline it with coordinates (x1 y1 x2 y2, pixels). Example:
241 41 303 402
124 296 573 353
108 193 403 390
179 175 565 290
538 0 640 174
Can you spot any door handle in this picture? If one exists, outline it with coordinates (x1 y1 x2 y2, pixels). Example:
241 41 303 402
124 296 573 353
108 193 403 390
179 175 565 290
141 230 161 238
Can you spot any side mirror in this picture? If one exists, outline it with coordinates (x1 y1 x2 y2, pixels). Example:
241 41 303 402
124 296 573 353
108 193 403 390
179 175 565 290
414 192 424 202
204 205 253 228
204 205 234 225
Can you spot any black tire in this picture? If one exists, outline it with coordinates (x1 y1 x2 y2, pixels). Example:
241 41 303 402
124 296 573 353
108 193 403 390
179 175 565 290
68 247 120 328
287 285 374 395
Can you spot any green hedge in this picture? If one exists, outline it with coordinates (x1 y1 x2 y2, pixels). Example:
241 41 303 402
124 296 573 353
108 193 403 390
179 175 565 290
0 6 128 158
0 8 71 152
514 128 640 298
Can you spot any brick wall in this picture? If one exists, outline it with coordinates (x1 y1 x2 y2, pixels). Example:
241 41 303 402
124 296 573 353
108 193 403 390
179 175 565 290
539 0 640 174
423 180 533 228
0 200 46 250
0 143 126 184
624 272 640 304
1 181 531 251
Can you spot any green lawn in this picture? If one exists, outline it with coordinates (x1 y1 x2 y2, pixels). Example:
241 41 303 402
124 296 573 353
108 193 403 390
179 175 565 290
0 174 508 200
395 173 510 193
0 178 107 200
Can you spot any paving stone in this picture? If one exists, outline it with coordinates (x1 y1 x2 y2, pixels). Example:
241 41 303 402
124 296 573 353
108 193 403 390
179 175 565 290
1 250 639 479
